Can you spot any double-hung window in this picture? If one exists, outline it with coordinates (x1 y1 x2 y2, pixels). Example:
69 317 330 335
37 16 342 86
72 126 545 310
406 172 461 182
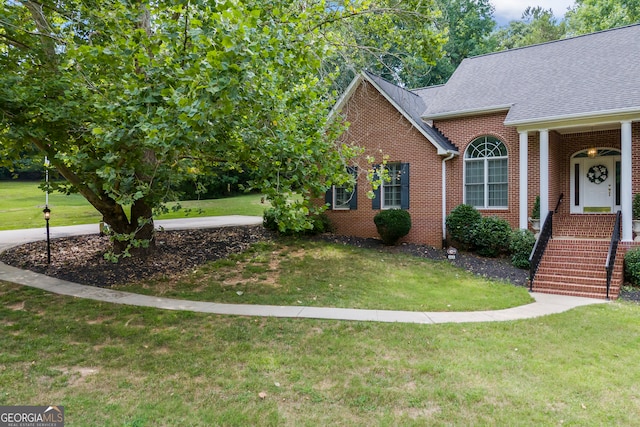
372 162 410 210
464 136 508 208
326 167 357 210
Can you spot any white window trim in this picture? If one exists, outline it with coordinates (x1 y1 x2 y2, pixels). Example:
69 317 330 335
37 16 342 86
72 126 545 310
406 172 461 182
463 138 509 209
332 185 353 210
381 164 402 209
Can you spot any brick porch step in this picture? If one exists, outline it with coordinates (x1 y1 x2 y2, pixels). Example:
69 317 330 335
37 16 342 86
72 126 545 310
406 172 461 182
532 238 623 299
553 214 616 239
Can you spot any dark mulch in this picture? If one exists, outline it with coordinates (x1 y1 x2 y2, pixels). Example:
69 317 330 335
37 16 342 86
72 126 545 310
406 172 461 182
0 225 274 288
1 225 639 302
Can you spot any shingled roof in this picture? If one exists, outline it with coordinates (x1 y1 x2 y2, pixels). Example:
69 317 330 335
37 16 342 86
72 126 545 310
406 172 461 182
421 24 640 127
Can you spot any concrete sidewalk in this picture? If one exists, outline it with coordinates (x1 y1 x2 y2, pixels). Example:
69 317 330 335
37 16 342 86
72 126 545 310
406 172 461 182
0 216 607 324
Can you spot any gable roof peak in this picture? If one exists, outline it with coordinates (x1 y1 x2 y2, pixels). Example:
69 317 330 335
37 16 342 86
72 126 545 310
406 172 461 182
332 71 458 155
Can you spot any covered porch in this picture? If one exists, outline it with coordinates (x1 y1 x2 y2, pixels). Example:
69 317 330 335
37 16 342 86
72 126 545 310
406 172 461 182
516 120 639 299
518 120 638 241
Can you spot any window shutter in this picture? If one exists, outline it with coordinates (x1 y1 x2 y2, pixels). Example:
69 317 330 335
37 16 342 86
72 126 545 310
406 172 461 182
400 162 410 210
372 165 381 210
347 166 358 210
325 186 333 209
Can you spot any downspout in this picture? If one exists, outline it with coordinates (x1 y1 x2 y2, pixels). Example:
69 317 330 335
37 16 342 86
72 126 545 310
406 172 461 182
442 152 456 248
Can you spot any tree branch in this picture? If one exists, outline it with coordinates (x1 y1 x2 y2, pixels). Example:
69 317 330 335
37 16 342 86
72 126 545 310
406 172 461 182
0 32 32 50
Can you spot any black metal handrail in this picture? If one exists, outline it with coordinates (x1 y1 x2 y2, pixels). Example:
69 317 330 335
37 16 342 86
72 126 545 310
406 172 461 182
529 210 554 291
554 193 564 213
605 210 622 300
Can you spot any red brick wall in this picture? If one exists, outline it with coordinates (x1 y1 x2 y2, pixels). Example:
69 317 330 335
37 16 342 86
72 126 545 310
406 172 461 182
326 80 640 247
325 80 444 246
435 112 521 229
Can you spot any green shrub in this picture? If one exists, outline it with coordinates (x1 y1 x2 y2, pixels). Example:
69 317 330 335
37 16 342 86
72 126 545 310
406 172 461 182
472 216 512 258
263 208 333 236
263 208 278 232
633 194 640 220
309 212 334 235
509 229 536 269
446 204 482 249
531 195 540 220
624 247 640 286
374 209 412 245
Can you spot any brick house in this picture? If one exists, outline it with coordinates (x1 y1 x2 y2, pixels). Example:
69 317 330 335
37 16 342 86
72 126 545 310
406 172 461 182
324 24 640 299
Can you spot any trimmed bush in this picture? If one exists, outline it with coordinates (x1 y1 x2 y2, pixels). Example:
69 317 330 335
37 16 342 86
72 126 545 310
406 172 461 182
446 204 482 249
472 216 512 258
374 209 412 245
509 229 536 269
624 247 640 286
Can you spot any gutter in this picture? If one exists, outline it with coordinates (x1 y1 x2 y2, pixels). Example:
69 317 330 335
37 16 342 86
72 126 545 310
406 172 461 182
441 152 456 248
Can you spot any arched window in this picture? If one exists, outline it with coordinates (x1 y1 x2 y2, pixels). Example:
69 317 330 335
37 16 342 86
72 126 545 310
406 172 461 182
464 136 508 208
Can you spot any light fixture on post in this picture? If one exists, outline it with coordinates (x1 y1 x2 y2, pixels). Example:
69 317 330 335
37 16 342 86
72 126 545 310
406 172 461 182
587 147 598 158
43 207 51 264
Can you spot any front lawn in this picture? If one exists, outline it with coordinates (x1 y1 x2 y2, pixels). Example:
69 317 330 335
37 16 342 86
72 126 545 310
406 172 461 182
115 239 533 312
0 180 266 230
1 280 639 426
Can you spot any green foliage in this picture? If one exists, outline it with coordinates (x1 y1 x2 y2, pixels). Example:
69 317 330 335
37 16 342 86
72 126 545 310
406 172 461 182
175 168 252 200
263 208 280 233
632 194 640 220
310 212 335 235
509 229 536 269
373 209 412 245
472 216 512 258
624 247 640 286
263 208 333 236
0 1 445 257
566 0 640 35
491 7 566 50
322 0 446 92
531 195 541 220
404 0 496 87
446 204 482 249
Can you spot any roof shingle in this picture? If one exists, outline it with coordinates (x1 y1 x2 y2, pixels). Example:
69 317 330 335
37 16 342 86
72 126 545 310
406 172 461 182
421 24 640 125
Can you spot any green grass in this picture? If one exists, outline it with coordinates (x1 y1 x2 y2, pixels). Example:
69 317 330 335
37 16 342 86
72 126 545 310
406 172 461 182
117 239 533 312
1 280 640 426
0 181 266 230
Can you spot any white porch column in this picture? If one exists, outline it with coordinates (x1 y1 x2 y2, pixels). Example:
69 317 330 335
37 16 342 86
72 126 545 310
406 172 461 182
621 120 633 242
519 131 529 229
539 129 549 224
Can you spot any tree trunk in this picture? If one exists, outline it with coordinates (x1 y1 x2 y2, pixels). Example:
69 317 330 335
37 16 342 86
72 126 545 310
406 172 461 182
105 199 156 258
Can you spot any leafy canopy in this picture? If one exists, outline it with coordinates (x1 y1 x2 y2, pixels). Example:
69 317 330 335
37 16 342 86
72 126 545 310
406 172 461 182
0 0 443 255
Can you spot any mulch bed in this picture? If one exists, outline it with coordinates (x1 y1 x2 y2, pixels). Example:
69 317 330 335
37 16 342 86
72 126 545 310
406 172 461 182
0 225 273 288
1 224 639 302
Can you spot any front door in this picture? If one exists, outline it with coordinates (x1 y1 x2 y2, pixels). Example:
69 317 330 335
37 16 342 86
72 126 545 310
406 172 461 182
571 149 621 214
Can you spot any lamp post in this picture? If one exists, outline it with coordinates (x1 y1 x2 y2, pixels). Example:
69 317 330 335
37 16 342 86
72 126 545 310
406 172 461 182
43 207 51 264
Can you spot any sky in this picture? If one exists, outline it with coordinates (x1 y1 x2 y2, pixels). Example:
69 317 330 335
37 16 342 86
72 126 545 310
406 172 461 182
492 0 576 25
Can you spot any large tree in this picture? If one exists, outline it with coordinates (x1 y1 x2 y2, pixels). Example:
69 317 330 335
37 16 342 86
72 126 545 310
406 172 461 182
1 0 443 258
491 7 566 50
386 0 496 88
566 0 640 35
